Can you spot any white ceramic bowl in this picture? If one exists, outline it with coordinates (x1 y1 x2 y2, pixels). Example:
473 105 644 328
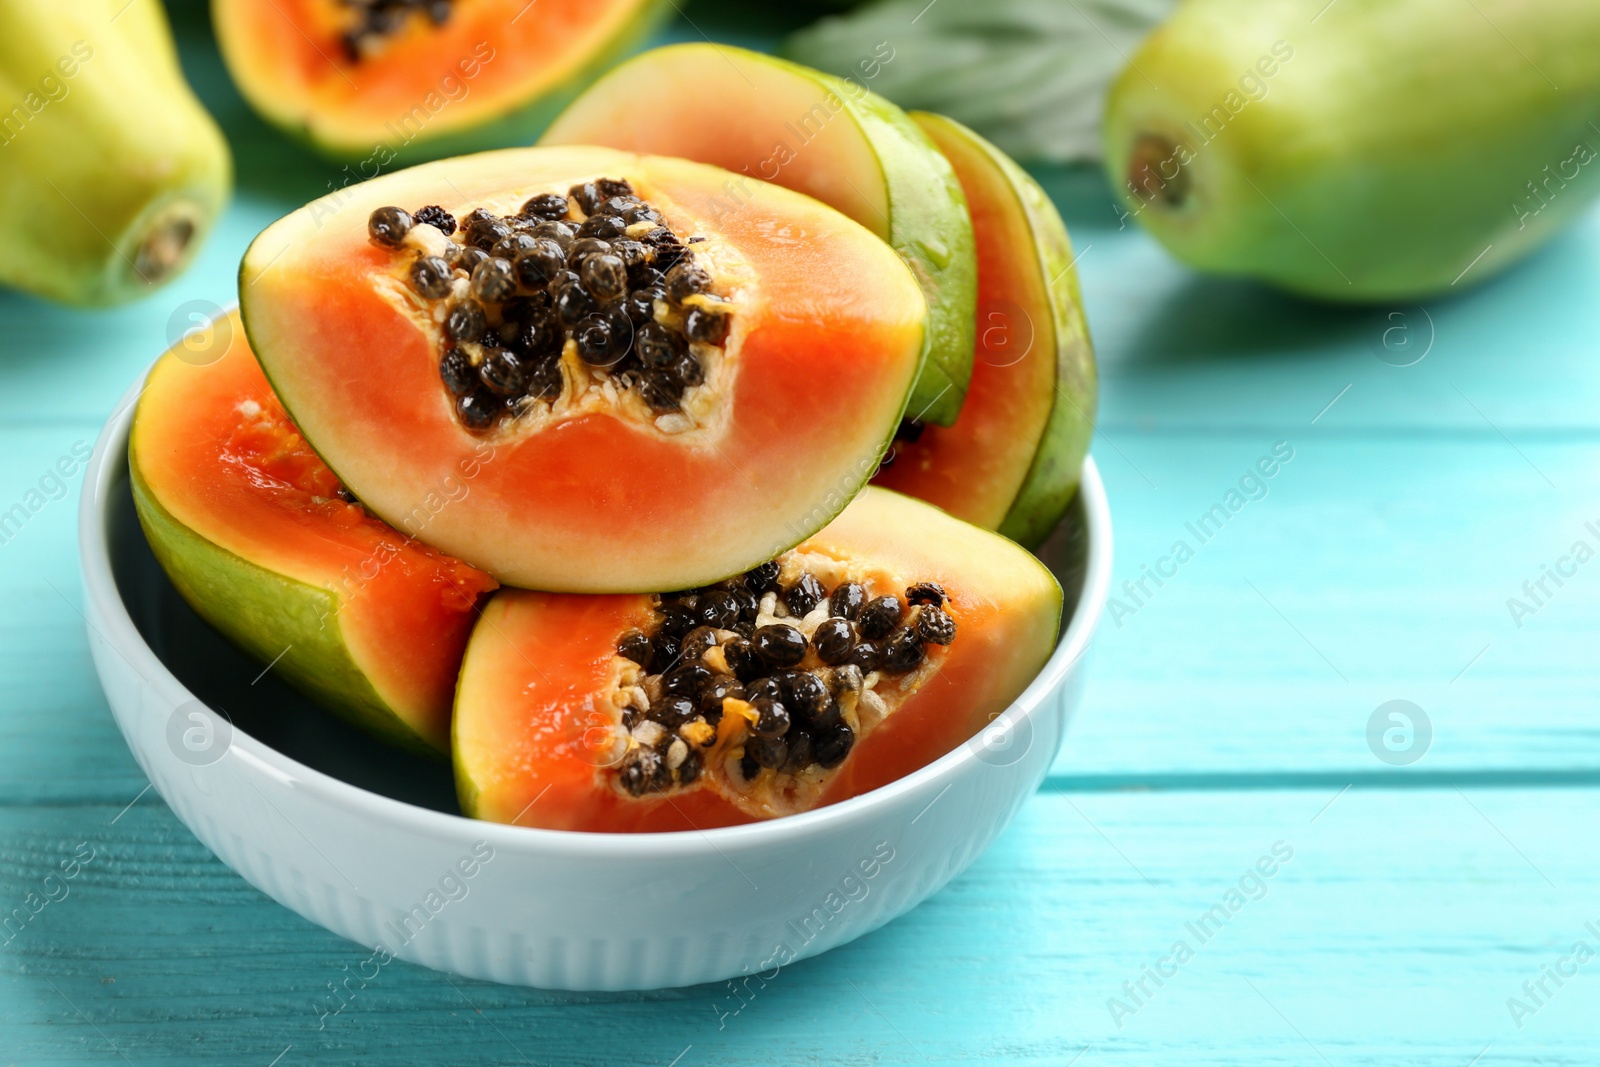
79 373 1112 991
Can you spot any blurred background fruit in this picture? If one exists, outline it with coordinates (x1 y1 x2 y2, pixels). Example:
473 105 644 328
212 0 669 162
0 0 231 306
1102 0 1600 300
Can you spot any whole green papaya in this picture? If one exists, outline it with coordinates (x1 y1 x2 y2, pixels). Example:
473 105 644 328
1103 0 1600 301
0 0 231 305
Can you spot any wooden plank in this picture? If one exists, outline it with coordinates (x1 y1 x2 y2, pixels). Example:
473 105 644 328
1055 428 1600 778
0 788 1592 1064
4 419 1600 806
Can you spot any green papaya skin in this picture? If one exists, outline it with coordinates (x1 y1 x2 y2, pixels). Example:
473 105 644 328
1103 0 1600 301
0 0 231 305
130 461 441 758
542 44 978 427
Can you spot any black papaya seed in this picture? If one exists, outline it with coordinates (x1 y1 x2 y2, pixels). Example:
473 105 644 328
753 625 806 668
680 625 718 664
813 723 855 768
520 192 570 221
575 314 623 366
746 734 788 770
636 321 682 368
812 618 853 665
514 240 566 288
781 671 830 723
412 204 456 236
844 642 881 673
581 254 627 304
531 219 576 251
444 301 487 343
781 729 814 772
617 629 653 665
650 695 695 728
752 698 791 738
480 348 530 397
744 561 781 591
722 637 763 682
696 589 741 630
640 373 684 413
684 305 730 345
409 255 452 300
454 391 499 431
470 257 516 304
367 206 412 248
439 348 476 397
785 573 825 618
829 582 866 621
906 581 947 607
665 262 711 304
857 596 903 640
882 627 925 673
579 213 627 240
568 182 604 214
917 605 957 646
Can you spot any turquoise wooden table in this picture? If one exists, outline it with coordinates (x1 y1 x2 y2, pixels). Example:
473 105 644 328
4 5 1598 1064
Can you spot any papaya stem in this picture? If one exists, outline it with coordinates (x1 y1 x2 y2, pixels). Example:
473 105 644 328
132 205 200 287
1126 134 1191 210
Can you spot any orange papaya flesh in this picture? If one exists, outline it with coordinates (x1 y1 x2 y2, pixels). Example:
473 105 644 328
129 312 497 754
212 0 668 160
453 488 1060 832
241 146 927 593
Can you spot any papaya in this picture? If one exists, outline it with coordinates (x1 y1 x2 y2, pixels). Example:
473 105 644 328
1104 0 1600 300
130 311 497 755
212 0 668 163
0 0 231 305
542 43 979 428
240 145 927 593
875 113 1097 548
453 487 1061 832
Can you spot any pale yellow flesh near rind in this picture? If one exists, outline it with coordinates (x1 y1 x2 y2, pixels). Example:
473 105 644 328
541 43 977 427
0 0 231 305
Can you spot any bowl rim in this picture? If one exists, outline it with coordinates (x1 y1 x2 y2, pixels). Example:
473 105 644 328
80 362 1113 859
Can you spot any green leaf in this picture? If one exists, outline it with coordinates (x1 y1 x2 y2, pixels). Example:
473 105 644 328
782 0 1175 163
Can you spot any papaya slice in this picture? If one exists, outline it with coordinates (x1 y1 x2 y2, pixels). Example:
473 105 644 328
874 114 1098 548
542 44 978 428
130 312 497 754
240 146 927 593
212 0 667 161
453 488 1061 832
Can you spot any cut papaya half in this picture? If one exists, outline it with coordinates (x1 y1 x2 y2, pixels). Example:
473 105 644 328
240 145 927 593
453 488 1061 832
212 0 668 162
875 113 1098 548
130 311 497 754
542 43 978 428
